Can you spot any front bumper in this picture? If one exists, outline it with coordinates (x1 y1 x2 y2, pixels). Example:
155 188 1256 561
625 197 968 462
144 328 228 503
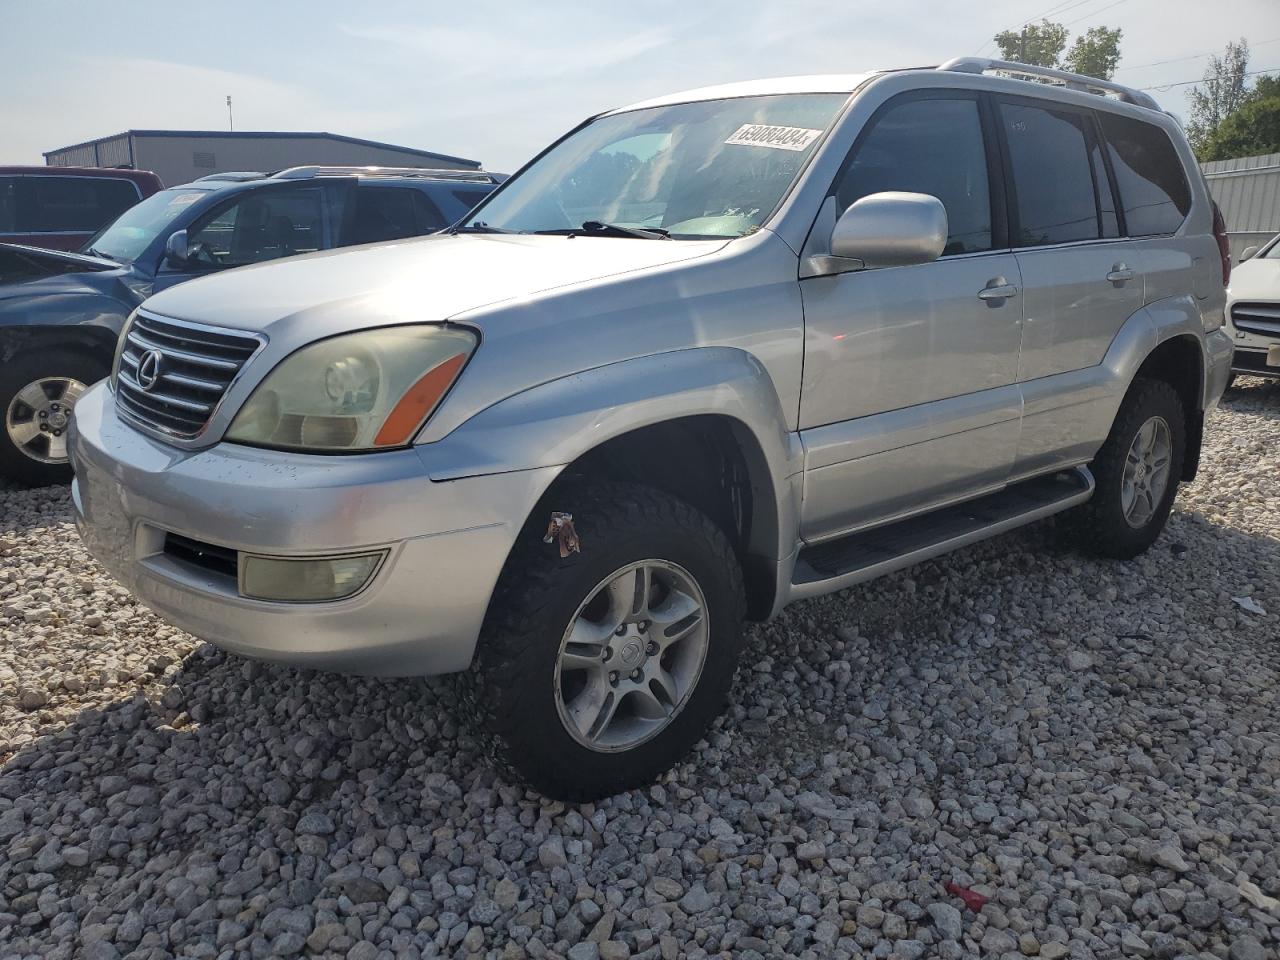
1225 303 1280 378
69 382 560 676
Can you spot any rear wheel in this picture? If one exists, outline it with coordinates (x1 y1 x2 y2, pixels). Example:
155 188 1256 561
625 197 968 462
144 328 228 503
1066 377 1185 559
0 349 108 486
465 481 746 800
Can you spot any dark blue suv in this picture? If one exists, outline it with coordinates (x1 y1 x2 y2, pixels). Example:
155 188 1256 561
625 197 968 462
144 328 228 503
0 166 498 483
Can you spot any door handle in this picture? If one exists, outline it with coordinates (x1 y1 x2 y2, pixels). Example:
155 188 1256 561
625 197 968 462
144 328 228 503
977 278 1019 301
1107 263 1135 284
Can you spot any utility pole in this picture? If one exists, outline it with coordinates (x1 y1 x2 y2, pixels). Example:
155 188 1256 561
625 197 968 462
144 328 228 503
1019 26 1027 63
226 95 234 132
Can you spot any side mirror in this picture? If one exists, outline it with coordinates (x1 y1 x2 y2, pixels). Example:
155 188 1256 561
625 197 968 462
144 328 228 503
164 229 190 266
1240 245 1259 263
809 192 948 276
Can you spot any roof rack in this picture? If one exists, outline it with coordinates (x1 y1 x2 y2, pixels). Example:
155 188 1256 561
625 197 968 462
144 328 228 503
271 165 497 183
937 57 1161 111
194 171 268 182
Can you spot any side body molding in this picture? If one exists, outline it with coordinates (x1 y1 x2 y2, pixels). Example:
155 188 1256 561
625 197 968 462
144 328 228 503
423 347 805 564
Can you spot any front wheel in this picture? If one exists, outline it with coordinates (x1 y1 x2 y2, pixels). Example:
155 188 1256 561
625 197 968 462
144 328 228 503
466 482 746 800
1065 377 1185 559
1 349 108 486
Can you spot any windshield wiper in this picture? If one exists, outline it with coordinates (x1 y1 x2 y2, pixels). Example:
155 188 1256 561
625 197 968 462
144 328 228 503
85 246 118 261
536 221 671 240
450 222 518 235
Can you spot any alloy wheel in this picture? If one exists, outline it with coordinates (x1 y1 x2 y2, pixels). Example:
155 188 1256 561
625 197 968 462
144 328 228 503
554 559 710 752
1121 415 1172 529
5 377 87 465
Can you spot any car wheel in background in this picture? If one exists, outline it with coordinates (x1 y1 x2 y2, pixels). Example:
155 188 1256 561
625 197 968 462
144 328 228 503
0 349 108 486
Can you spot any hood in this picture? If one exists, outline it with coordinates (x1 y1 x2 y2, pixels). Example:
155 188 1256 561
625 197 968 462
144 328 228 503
140 232 727 333
1228 255 1280 302
0 242 129 303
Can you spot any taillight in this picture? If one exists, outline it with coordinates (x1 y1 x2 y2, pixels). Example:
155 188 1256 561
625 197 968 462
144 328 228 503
1211 201 1231 286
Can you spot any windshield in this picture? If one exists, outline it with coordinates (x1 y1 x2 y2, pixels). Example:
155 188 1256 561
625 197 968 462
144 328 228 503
83 188 208 262
1261 234 1280 259
465 93 847 240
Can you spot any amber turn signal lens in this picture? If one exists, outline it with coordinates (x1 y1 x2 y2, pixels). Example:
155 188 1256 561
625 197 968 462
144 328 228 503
373 352 468 447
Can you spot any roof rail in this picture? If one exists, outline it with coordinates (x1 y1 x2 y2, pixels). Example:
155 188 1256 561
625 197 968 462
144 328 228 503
271 165 496 183
194 171 268 182
937 57 1162 111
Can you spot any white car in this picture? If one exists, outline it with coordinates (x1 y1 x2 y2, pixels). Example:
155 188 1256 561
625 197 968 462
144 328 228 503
1226 233 1280 380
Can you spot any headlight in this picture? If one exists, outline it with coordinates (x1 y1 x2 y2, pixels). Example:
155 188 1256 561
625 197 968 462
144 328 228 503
226 325 476 451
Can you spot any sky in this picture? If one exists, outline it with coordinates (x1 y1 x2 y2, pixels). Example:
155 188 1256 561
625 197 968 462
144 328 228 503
2 0 1278 174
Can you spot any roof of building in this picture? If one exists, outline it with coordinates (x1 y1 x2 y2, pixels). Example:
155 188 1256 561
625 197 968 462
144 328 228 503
43 130 480 169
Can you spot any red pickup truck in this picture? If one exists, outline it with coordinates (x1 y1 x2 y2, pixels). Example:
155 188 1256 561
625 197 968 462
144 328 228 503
0 166 163 251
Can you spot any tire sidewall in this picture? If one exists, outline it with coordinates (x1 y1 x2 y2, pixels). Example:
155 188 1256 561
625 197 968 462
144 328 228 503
486 499 743 795
1092 383 1185 555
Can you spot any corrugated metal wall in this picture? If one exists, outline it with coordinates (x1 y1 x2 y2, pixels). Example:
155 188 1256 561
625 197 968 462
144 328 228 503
1203 151 1280 260
45 134 131 170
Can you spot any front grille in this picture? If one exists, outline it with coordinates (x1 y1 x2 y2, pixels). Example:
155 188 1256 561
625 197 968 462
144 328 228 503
164 533 238 581
1231 302 1280 339
115 312 261 438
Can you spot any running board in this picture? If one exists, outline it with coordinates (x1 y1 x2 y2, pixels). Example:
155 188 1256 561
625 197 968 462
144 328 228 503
789 466 1094 600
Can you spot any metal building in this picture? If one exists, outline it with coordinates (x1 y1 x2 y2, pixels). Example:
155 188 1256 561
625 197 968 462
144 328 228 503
44 130 481 188
1202 151 1280 261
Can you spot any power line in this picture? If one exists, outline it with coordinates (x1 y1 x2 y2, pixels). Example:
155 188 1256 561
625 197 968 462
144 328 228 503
1116 37 1280 73
1062 0 1132 28
974 0 1135 58
1139 66 1280 92
972 0 1095 55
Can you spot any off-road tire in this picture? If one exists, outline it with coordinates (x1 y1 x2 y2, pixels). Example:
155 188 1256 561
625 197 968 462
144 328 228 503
0 349 108 486
1066 377 1186 560
462 481 746 800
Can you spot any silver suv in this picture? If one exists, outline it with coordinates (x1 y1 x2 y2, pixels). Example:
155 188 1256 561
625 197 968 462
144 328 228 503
71 59 1234 799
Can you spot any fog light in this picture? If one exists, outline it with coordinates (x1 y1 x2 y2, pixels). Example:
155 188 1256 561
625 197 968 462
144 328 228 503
239 552 385 602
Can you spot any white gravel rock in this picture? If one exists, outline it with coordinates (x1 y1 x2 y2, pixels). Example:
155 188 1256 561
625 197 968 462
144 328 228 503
1 382 1279 958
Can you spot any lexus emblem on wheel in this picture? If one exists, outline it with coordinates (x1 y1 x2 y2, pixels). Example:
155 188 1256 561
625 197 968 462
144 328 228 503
136 350 164 392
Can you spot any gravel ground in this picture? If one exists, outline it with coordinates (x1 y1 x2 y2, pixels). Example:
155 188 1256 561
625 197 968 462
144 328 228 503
1 380 1278 960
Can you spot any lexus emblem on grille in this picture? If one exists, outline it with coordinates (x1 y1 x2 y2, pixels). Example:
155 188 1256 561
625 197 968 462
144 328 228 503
136 350 164 392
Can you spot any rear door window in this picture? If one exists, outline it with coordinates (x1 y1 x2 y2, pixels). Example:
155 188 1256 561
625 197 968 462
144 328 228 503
18 176 141 233
832 95 994 255
1097 112 1191 236
349 186 446 244
999 101 1109 246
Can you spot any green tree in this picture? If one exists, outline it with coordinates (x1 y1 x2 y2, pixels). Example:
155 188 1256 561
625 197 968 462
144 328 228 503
1198 95 1280 161
994 20 1068 67
1187 39 1251 152
1244 74 1280 105
1063 26 1123 80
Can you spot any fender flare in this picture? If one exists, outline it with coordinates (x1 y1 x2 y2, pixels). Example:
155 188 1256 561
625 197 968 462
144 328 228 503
422 346 803 563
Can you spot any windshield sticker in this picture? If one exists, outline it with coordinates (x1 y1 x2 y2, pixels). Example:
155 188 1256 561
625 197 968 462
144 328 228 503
167 193 203 207
724 124 823 151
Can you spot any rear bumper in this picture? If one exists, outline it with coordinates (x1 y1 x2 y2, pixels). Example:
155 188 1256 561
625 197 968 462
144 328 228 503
1205 328 1235 403
69 382 559 676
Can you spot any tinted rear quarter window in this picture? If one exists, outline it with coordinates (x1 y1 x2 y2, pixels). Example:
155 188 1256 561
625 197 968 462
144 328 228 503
22 176 140 232
1097 112 1190 236
1001 101 1105 246
453 188 492 211
834 96 993 255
